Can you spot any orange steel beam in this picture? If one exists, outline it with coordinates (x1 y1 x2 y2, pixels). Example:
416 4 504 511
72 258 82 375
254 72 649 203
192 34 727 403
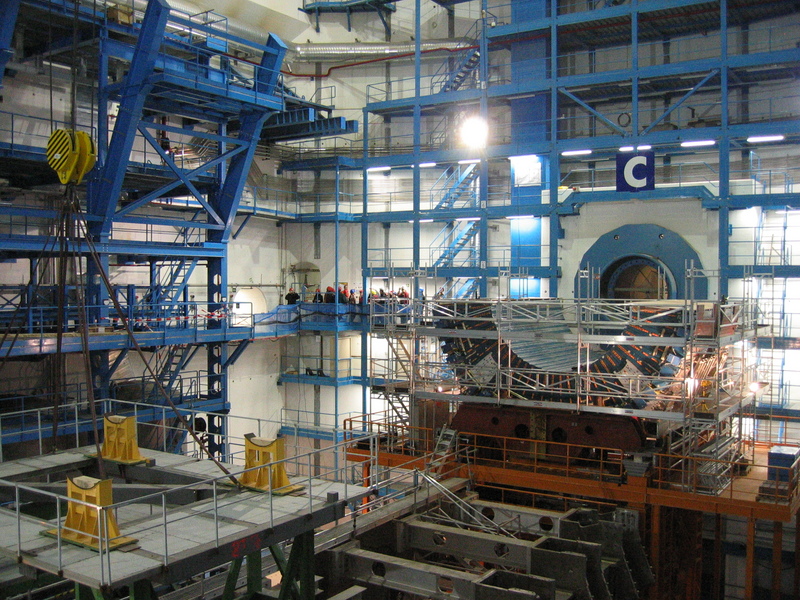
348 447 800 522
459 462 798 522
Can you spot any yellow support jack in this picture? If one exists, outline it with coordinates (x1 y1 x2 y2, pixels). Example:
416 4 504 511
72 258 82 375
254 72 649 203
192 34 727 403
238 434 304 495
92 415 149 465
44 477 136 551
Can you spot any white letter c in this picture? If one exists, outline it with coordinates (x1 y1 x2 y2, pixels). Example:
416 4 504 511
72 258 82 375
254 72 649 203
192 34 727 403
624 156 648 188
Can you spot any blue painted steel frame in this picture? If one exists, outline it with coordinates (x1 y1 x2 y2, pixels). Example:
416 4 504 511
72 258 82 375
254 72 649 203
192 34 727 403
88 0 170 240
0 0 21 88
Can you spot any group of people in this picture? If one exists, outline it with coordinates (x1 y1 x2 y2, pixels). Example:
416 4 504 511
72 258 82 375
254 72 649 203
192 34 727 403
284 285 439 304
286 284 439 305
284 285 364 305
367 287 413 303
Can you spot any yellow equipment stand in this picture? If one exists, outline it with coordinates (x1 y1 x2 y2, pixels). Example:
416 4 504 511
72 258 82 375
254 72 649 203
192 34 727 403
238 434 304 495
95 415 148 465
44 476 136 551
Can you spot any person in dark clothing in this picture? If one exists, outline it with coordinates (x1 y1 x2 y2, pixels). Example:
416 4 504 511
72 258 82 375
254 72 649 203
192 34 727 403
324 286 336 303
312 288 323 303
285 288 300 305
337 286 348 304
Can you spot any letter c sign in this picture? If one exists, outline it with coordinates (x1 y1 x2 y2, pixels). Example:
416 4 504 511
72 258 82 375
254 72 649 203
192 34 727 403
616 151 655 192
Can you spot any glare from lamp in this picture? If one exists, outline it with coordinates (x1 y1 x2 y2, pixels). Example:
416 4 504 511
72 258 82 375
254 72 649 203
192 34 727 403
749 381 769 393
681 140 715 148
747 135 784 143
460 116 489 149
437 386 443 392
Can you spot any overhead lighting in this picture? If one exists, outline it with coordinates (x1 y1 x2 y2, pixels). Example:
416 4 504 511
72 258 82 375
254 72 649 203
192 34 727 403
420 218 434 223
367 166 391 172
561 149 592 156
620 145 651 152
460 116 489 149
619 146 635 152
458 159 480 165
456 217 480 221
506 215 534 220
681 140 715 148
637 145 652 150
419 162 437 168
747 135 785 143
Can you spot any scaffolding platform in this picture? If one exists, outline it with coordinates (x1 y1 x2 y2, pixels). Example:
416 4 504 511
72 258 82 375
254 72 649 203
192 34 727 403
0 446 364 591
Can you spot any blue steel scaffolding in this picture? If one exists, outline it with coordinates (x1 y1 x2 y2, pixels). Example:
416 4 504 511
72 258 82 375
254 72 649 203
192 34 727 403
0 0 357 452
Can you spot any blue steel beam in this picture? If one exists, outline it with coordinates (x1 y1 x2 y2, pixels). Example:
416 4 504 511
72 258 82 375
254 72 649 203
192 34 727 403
0 237 226 258
89 0 170 240
642 69 720 135
115 144 248 219
134 125 225 225
558 88 626 136
212 40 287 244
0 0 21 88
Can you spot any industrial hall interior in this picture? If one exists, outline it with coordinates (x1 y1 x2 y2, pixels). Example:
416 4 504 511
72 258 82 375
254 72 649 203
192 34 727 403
0 0 799 598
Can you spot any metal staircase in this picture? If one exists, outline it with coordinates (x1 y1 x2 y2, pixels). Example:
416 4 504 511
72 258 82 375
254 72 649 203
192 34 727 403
440 49 480 93
431 221 480 269
147 343 201 404
426 427 459 476
438 277 480 299
432 163 479 210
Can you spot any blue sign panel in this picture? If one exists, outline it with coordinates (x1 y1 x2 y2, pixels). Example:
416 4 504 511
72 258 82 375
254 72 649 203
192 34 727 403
616 151 655 192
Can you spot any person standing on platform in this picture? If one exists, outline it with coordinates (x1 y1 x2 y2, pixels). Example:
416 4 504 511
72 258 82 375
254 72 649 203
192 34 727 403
285 288 300 305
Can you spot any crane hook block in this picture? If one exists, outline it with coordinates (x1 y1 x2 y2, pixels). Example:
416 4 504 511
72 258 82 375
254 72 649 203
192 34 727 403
46 129 96 184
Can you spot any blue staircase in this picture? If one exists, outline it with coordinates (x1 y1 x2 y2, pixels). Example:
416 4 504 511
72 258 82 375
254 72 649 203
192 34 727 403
432 221 480 268
440 48 480 93
431 21 481 94
147 343 201 404
433 163 479 210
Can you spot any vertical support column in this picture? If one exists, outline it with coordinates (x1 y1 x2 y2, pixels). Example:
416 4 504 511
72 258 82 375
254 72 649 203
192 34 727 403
75 584 106 600
772 521 783 600
719 206 730 298
0 0 21 85
795 511 800 600
713 513 724 600
719 0 729 202
334 165 341 425
130 579 156 600
548 0 559 297
650 505 661 600
361 107 370 417
87 254 110 326
91 350 111 405
745 517 756 600
631 0 638 139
